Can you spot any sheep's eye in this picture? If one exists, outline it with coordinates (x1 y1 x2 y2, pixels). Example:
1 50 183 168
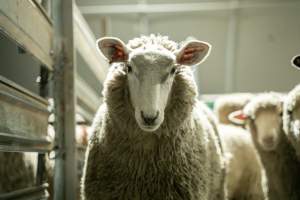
279 112 283 117
170 67 176 75
127 65 132 73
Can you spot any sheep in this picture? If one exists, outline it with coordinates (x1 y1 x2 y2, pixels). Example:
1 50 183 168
0 152 36 193
283 84 300 161
81 35 226 200
214 93 253 127
230 93 300 200
219 124 267 200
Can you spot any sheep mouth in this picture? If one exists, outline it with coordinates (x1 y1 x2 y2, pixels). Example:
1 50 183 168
262 143 276 151
260 139 277 151
139 124 160 132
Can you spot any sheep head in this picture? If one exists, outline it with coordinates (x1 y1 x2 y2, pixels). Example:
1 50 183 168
229 93 283 151
283 84 300 140
97 35 211 132
252 106 283 151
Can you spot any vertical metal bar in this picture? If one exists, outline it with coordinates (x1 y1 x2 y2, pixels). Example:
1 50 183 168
52 0 77 200
36 154 46 185
37 66 49 186
139 14 149 35
39 66 50 98
106 16 112 36
224 0 239 93
138 0 149 35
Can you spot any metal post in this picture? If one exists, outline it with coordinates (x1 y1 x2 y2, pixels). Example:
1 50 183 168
36 66 49 186
224 0 239 93
138 13 149 35
52 0 77 200
138 0 149 35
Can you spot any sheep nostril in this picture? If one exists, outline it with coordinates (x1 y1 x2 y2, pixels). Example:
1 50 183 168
141 111 159 125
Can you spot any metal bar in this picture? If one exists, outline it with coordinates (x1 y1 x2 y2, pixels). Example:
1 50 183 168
76 76 102 114
0 132 52 152
0 77 50 148
224 0 239 93
80 2 233 14
138 0 149 35
76 105 95 124
0 0 53 69
36 65 50 186
0 183 49 200
36 153 47 184
138 13 149 35
52 0 77 199
32 0 52 25
74 4 108 83
0 75 48 106
79 1 300 15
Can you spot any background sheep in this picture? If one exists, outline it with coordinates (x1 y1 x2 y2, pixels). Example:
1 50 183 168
0 152 36 193
283 84 300 160
81 35 225 200
214 93 253 127
231 93 300 200
219 124 267 200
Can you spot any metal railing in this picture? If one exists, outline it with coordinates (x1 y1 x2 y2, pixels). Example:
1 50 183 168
0 0 107 199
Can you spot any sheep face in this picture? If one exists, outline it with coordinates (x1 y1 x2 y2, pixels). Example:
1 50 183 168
126 50 176 132
254 107 283 151
97 36 211 132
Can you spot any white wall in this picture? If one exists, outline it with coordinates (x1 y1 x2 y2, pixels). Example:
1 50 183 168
235 6 300 93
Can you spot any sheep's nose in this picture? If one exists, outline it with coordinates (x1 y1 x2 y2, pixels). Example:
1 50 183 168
263 136 274 146
141 111 159 125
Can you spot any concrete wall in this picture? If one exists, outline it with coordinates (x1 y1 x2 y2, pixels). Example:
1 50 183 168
235 6 300 93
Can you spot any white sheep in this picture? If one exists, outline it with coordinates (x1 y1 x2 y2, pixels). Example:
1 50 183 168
230 93 300 200
81 35 225 200
219 124 267 200
283 84 300 160
214 93 253 127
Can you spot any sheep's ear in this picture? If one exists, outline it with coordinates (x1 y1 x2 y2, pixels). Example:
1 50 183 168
176 40 211 66
97 37 129 63
291 55 300 70
228 110 248 125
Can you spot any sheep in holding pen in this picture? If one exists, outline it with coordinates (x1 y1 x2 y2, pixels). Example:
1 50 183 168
81 35 226 200
230 93 300 200
214 93 253 127
283 84 300 161
219 124 267 200
213 93 267 200
196 101 266 200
